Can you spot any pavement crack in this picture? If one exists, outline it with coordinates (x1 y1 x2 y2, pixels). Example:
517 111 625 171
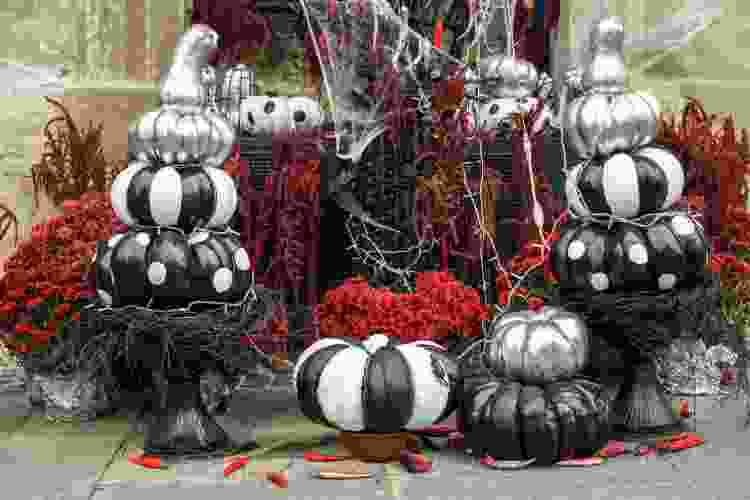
87 430 133 500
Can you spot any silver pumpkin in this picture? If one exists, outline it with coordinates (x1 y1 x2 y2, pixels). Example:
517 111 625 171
485 306 590 384
160 25 219 107
564 17 660 158
478 55 539 100
128 105 235 167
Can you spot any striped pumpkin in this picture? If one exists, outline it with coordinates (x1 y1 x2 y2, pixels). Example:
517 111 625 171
565 147 685 219
110 160 238 232
293 335 458 433
550 213 710 293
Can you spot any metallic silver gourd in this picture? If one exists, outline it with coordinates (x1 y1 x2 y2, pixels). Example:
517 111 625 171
128 105 235 167
484 306 590 384
564 17 660 159
478 54 539 100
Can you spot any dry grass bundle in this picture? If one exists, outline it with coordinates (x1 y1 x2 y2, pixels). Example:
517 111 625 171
31 97 126 209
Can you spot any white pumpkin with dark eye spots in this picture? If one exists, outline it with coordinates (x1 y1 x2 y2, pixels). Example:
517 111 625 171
186 230 252 303
239 96 291 135
477 97 536 131
110 161 237 232
293 334 458 433
550 213 710 293
287 96 324 130
94 229 192 307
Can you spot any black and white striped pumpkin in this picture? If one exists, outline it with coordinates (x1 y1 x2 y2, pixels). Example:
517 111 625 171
186 230 252 303
550 213 710 293
293 334 458 433
94 228 192 307
110 160 238 232
565 147 685 219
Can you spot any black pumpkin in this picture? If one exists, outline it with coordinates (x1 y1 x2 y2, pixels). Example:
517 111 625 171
293 335 458 433
94 228 192 307
185 230 253 303
550 213 709 292
110 160 238 232
565 147 685 219
460 378 610 465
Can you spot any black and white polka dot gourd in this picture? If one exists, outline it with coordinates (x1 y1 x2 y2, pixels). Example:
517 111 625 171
94 228 252 308
553 17 710 294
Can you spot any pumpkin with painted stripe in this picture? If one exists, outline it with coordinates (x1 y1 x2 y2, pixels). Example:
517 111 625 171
565 147 685 219
550 213 710 293
485 307 590 384
460 377 610 465
185 230 252 303
293 334 458 433
110 160 238 232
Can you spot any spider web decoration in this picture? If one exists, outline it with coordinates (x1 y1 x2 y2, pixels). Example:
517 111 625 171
299 0 465 163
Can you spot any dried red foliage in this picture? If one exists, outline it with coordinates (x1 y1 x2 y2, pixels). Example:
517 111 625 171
656 97 750 249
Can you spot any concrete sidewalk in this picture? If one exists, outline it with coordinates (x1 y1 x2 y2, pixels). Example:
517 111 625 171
1 379 750 500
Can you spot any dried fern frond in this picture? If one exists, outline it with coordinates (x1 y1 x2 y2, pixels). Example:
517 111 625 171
0 203 19 247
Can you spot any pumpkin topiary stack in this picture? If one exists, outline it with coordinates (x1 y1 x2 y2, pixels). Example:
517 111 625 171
98 24 252 310
459 306 612 465
549 17 713 432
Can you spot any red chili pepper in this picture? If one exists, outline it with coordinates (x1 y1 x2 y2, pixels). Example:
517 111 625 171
303 451 348 462
128 453 167 469
434 17 444 49
223 456 250 477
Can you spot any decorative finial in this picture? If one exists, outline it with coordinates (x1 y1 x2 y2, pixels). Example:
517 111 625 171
582 16 627 94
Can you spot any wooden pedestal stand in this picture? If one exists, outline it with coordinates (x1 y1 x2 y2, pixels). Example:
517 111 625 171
337 431 419 463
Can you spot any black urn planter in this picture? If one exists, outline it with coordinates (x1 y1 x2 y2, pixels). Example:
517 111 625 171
142 380 233 455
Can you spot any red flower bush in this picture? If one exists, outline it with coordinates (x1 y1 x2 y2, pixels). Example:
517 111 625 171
0 192 114 353
315 272 490 341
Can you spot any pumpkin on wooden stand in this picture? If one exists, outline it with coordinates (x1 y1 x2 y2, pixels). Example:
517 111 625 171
293 334 458 433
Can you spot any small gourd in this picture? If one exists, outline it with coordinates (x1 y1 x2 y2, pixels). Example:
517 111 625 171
564 17 660 158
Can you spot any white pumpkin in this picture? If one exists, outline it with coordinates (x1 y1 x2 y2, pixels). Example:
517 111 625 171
239 96 291 135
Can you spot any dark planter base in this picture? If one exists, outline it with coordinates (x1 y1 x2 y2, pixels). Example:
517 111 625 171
142 381 244 456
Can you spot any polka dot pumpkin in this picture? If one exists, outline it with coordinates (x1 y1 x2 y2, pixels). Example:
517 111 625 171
185 229 252 303
94 229 192 307
94 228 252 307
550 213 710 293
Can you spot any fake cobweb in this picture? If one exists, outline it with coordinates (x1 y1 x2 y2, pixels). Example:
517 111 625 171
299 0 469 163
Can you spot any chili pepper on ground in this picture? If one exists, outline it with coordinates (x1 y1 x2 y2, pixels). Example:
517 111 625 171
128 453 168 470
223 456 250 477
